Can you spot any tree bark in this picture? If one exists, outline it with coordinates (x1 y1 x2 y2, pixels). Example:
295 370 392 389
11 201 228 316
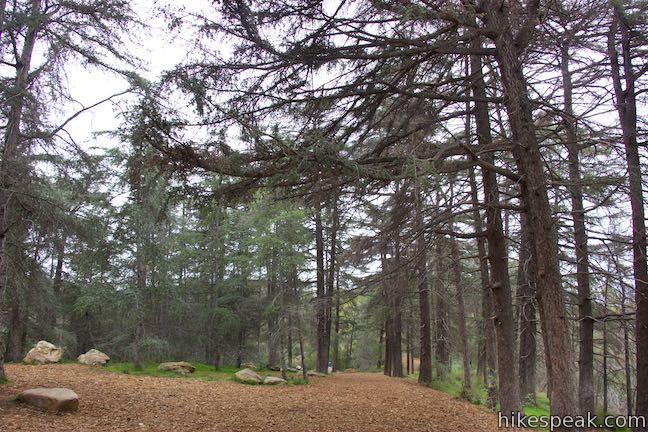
434 238 450 379
518 212 537 406
415 181 433 384
559 37 594 415
332 266 341 371
0 0 42 381
484 3 579 420
469 167 498 408
449 220 471 396
469 38 521 414
608 6 647 423
314 200 330 373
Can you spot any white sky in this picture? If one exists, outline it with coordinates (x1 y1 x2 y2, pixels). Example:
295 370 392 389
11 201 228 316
60 1 206 152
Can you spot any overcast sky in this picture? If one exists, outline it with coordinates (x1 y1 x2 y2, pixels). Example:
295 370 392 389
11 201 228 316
61 1 205 153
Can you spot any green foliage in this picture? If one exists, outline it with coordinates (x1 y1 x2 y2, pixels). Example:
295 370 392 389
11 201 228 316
425 367 489 406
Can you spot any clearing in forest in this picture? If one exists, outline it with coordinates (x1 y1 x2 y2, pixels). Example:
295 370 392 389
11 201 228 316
0 364 510 432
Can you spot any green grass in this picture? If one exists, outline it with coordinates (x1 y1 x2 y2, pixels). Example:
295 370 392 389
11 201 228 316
409 367 629 431
102 362 308 385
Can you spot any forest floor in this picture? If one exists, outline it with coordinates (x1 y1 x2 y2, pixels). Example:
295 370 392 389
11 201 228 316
0 364 517 432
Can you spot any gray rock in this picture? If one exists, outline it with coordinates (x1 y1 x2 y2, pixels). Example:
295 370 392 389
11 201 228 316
235 368 262 384
78 349 110 366
263 376 287 385
158 361 195 375
18 388 79 412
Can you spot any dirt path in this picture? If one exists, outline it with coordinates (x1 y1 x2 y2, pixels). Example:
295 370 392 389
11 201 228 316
1 364 509 431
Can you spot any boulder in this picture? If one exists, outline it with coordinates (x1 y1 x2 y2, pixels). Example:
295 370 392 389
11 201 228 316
158 361 195 375
77 349 110 366
235 368 262 384
23 341 63 365
241 362 257 369
263 376 287 385
17 388 78 412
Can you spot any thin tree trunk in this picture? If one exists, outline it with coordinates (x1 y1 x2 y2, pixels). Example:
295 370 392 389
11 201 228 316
434 238 450 379
326 195 339 372
377 325 384 370
608 7 647 424
603 275 609 414
267 253 279 368
314 200 329 373
298 323 308 381
333 265 340 371
622 281 633 415
469 167 498 408
449 221 471 396
559 36 594 415
280 320 288 381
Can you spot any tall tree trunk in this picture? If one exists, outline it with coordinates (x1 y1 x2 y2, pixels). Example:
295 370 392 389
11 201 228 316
484 3 578 419
608 6 647 423
325 194 339 372
415 181 433 384
559 36 594 415
449 222 471 396
434 238 450 379
5 287 27 363
469 167 498 408
622 280 633 415
377 326 384 370
288 315 293 368
298 321 308 382
0 0 41 382
469 39 521 414
332 266 341 371
518 213 537 406
267 253 279 368
387 208 403 378
280 318 289 381
314 201 329 373
603 275 609 414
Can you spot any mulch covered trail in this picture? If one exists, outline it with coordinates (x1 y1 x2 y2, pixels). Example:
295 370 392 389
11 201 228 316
0 364 511 431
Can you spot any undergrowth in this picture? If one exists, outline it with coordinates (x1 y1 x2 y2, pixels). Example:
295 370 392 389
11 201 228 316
104 362 308 385
409 367 629 432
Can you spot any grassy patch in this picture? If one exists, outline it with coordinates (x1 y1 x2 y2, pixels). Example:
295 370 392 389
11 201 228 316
410 368 628 432
416 368 489 406
287 377 309 386
103 362 240 381
103 362 308 386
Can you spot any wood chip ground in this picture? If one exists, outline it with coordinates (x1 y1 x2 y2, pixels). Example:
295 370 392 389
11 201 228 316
0 364 519 431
